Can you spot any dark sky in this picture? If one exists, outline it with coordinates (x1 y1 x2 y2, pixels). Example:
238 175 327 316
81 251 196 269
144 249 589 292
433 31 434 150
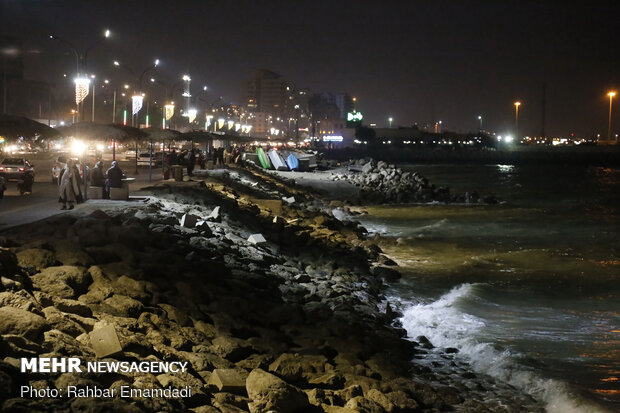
1 0 618 136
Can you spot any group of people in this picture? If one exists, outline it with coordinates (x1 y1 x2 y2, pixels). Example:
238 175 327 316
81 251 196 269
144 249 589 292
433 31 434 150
165 148 201 177
211 145 243 166
58 159 124 209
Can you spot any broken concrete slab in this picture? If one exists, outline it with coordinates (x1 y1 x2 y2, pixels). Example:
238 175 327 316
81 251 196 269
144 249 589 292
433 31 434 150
207 206 221 222
89 324 122 358
180 213 200 228
247 234 267 245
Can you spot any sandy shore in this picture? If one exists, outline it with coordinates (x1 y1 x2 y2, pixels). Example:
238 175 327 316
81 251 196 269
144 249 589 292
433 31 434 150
0 164 541 412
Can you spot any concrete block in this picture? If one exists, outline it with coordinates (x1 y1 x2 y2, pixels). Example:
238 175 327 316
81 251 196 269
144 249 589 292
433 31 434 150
88 186 104 199
89 324 122 358
109 186 128 200
207 206 221 222
207 369 246 394
282 196 295 204
247 234 267 245
180 213 200 228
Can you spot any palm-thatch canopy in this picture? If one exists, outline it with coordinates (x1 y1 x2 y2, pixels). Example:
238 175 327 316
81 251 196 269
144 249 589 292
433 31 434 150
0 114 62 140
143 127 183 141
181 130 216 143
57 122 147 142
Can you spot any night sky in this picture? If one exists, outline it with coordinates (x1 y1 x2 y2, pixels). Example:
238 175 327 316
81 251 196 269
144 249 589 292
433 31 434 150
1 0 618 136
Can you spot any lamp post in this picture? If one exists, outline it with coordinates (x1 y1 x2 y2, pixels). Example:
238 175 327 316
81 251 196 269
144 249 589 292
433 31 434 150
514 101 521 137
478 115 482 131
113 59 159 127
608 91 616 141
182 75 191 117
388 117 393 128
50 29 110 120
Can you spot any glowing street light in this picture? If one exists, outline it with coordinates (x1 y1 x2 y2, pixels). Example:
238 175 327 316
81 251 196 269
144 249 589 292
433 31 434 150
182 75 191 115
514 101 521 137
478 115 482 130
50 28 110 121
388 117 393 128
608 91 616 140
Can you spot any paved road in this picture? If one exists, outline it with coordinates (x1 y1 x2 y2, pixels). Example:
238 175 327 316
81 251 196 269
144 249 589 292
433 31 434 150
0 154 166 231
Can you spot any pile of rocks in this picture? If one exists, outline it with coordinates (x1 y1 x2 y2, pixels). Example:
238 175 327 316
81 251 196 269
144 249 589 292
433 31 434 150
332 159 496 204
0 170 537 412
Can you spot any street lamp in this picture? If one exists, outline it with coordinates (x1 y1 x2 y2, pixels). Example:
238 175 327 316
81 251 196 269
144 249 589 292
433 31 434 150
478 115 482 131
182 75 191 117
113 59 159 126
514 101 521 137
608 91 616 140
388 117 393 128
113 58 159 91
50 29 110 120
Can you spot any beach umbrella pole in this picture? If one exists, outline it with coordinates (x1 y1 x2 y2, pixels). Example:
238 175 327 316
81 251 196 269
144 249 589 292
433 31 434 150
148 140 153 182
134 139 139 174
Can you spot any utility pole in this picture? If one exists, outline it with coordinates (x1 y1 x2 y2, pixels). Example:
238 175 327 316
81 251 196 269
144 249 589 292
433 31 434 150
541 78 546 141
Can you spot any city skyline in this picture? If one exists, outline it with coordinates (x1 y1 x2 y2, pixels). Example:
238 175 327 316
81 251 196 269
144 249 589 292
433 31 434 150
1 0 618 136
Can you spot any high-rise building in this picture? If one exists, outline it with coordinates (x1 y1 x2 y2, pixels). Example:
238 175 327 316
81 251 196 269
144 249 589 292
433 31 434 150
244 69 288 116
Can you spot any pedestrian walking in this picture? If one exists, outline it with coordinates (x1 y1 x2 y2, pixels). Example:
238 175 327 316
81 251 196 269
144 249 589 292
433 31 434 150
58 159 83 210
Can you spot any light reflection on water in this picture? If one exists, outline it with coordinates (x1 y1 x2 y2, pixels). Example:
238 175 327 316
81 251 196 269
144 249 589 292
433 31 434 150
358 164 620 408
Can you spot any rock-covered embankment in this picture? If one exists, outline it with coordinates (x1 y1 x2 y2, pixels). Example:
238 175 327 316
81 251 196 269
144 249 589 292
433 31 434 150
0 165 538 412
330 159 498 204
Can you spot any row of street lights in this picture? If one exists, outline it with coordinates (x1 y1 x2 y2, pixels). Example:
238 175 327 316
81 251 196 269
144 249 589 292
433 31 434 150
388 92 615 140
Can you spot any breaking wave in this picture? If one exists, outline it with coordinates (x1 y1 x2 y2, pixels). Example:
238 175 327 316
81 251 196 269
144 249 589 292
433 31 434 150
399 284 612 413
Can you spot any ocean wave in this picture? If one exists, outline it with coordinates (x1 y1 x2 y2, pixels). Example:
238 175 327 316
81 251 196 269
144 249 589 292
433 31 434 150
399 283 612 413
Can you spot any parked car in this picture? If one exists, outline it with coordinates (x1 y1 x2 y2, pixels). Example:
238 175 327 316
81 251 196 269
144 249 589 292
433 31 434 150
137 152 164 166
0 157 35 182
51 154 84 183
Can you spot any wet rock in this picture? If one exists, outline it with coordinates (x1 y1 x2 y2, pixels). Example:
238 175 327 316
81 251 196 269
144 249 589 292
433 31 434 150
371 266 401 281
245 368 309 413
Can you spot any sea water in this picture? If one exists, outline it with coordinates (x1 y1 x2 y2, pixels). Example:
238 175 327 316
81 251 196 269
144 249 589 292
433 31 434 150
358 164 619 412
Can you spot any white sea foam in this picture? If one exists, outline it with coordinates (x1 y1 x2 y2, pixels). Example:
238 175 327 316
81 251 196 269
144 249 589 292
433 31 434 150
399 284 612 413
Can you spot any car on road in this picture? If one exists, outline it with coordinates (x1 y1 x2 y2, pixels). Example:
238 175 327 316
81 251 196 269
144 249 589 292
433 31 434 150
125 150 164 166
51 154 84 183
0 157 35 182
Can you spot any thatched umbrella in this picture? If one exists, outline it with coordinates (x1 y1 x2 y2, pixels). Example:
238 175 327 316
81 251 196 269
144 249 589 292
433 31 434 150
0 114 62 141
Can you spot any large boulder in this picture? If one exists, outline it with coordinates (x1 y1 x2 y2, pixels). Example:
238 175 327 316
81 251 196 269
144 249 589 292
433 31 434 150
30 266 91 298
16 248 57 270
245 368 309 413
0 307 49 340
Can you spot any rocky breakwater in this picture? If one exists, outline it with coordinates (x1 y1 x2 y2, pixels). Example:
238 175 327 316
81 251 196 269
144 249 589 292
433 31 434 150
0 172 538 412
331 159 498 205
